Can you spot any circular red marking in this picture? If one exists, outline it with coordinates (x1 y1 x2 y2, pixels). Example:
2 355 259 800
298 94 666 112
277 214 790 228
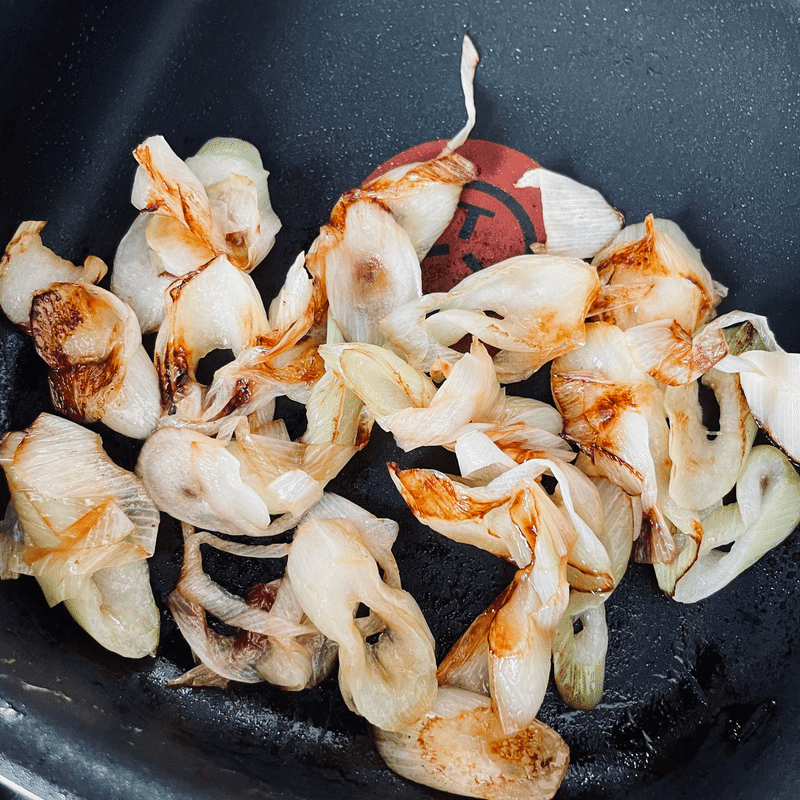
367 139 545 294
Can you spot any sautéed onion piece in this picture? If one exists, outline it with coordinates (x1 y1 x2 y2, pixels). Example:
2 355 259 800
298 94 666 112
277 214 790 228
161 253 328 434
514 167 624 259
373 686 569 800
167 524 336 691
552 477 637 710
153 253 271 414
380 252 601 383
0 413 160 658
0 220 107 330
114 135 281 334
29 282 160 440
591 214 726 334
673 445 800 603
286 515 437 732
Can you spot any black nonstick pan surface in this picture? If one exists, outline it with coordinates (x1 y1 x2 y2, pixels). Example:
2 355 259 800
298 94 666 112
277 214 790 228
1 1 800 798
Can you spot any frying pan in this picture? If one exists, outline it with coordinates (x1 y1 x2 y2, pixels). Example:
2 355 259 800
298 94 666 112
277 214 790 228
1 1 799 798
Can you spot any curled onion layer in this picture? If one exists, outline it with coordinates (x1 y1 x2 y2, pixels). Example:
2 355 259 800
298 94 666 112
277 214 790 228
287 515 437 731
591 215 726 335
0 413 159 658
514 167 624 260
674 445 800 603
167 525 335 690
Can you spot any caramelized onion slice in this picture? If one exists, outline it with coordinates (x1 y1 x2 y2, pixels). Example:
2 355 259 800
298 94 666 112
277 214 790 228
624 318 729 386
136 427 275 536
29 282 160 439
381 253 600 383
665 368 757 511
489 501 572 733
309 196 422 346
154 253 271 409
373 686 569 800
591 215 725 334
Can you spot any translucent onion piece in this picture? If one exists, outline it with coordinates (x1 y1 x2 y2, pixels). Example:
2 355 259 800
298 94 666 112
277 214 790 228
715 349 800 463
132 135 222 253
144 214 216 278
651 522 703 598
319 341 437 418
440 33 480 155
186 136 282 269
552 478 635 710
361 155 477 262
174 528 303 635
591 477 638 589
110 214 172 334
460 436 613 589
592 215 725 334
136 427 275 537
226 419 359 518
674 445 800 603
455 429 518 480
180 338 324 433
167 527 333 690
0 221 107 329
117 136 281 332
665 368 757 510
264 252 326 356
551 321 674 564
552 594 608 710
29 282 159 439
378 340 505 451
301 366 370 447
514 167 624 259
309 196 422 345
381 253 600 383
391 452 612 588
390 463 519 560
483 421 576 465
624 318 729 386
489 517 571 733
437 585 513 696
0 413 159 658
154 254 270 409
169 590 317 686
702 309 781 354
287 516 437 730
373 686 569 800
294 492 403 590
501 395 565 436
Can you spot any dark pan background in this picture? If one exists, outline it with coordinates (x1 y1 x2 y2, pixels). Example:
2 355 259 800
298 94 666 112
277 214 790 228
1 1 800 799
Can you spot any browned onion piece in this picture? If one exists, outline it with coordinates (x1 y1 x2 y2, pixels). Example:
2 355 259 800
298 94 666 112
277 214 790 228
373 686 569 800
29 282 160 439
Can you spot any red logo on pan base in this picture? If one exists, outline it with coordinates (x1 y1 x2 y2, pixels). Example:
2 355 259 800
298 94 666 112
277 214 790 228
367 139 546 294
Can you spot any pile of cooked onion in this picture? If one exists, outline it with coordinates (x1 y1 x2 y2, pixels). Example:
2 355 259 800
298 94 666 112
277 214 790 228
1 33 799 800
